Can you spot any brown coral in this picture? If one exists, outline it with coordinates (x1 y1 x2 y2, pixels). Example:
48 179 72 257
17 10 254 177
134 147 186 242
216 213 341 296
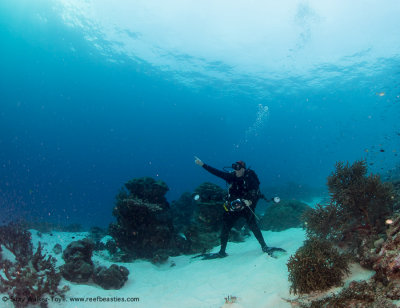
287 237 350 295
303 160 395 261
327 160 394 237
0 242 66 308
0 222 33 266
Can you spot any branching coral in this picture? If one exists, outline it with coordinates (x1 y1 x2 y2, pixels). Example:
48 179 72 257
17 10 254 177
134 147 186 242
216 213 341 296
302 161 395 258
0 223 33 266
302 203 341 241
287 278 400 307
327 160 394 236
0 240 67 308
287 237 350 295
287 161 399 305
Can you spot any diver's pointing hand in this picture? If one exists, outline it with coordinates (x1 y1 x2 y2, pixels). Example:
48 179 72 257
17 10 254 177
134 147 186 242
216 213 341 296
194 156 204 167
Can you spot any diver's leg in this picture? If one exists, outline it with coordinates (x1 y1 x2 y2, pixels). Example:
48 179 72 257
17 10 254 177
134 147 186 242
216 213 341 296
243 207 287 257
220 212 239 254
245 208 267 249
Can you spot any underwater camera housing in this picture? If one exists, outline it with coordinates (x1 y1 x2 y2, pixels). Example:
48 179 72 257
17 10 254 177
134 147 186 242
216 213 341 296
224 199 245 212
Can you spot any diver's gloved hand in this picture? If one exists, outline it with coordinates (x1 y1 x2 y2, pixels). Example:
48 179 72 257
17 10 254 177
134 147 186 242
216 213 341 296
194 156 204 167
243 199 252 207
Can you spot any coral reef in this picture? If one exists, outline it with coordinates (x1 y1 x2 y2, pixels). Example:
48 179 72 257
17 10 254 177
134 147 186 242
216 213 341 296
287 160 400 306
109 178 247 258
391 179 400 211
52 244 62 255
192 182 226 232
302 203 340 241
170 192 197 233
294 280 396 308
60 239 95 283
372 214 400 283
327 160 394 235
124 176 169 207
287 237 350 295
89 226 107 243
303 160 395 260
105 238 118 255
109 177 181 262
60 238 130 290
183 224 220 254
181 182 226 254
92 264 129 290
0 223 67 308
259 199 311 231
295 213 400 306
87 227 109 252
0 222 33 266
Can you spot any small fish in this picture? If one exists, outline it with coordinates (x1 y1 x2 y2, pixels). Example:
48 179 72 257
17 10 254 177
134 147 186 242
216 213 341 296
376 92 385 96
71 236 75 239
386 219 393 225
380 149 385 152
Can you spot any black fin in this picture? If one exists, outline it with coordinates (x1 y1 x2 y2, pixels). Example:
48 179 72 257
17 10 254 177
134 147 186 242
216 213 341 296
201 252 228 260
191 253 209 259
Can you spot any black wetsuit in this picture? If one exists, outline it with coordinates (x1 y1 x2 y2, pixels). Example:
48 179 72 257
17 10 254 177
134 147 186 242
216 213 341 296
203 164 267 253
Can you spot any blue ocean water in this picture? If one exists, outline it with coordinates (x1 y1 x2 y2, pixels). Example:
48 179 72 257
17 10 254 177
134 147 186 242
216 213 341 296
1 0 399 228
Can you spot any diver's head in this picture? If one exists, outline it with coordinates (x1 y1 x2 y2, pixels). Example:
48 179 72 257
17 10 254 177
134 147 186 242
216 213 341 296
232 160 246 177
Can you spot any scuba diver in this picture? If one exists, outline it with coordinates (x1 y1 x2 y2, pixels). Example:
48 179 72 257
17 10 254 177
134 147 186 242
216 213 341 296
194 156 285 259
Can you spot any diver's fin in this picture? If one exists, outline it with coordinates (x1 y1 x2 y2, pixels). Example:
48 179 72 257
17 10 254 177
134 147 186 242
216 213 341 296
191 253 209 259
201 252 228 260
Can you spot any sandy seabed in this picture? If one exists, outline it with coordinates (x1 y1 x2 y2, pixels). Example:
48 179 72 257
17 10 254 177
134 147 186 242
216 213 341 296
1 226 375 308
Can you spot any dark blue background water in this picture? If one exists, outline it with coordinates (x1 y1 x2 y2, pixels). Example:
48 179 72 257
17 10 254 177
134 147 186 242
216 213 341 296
1 1 399 228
